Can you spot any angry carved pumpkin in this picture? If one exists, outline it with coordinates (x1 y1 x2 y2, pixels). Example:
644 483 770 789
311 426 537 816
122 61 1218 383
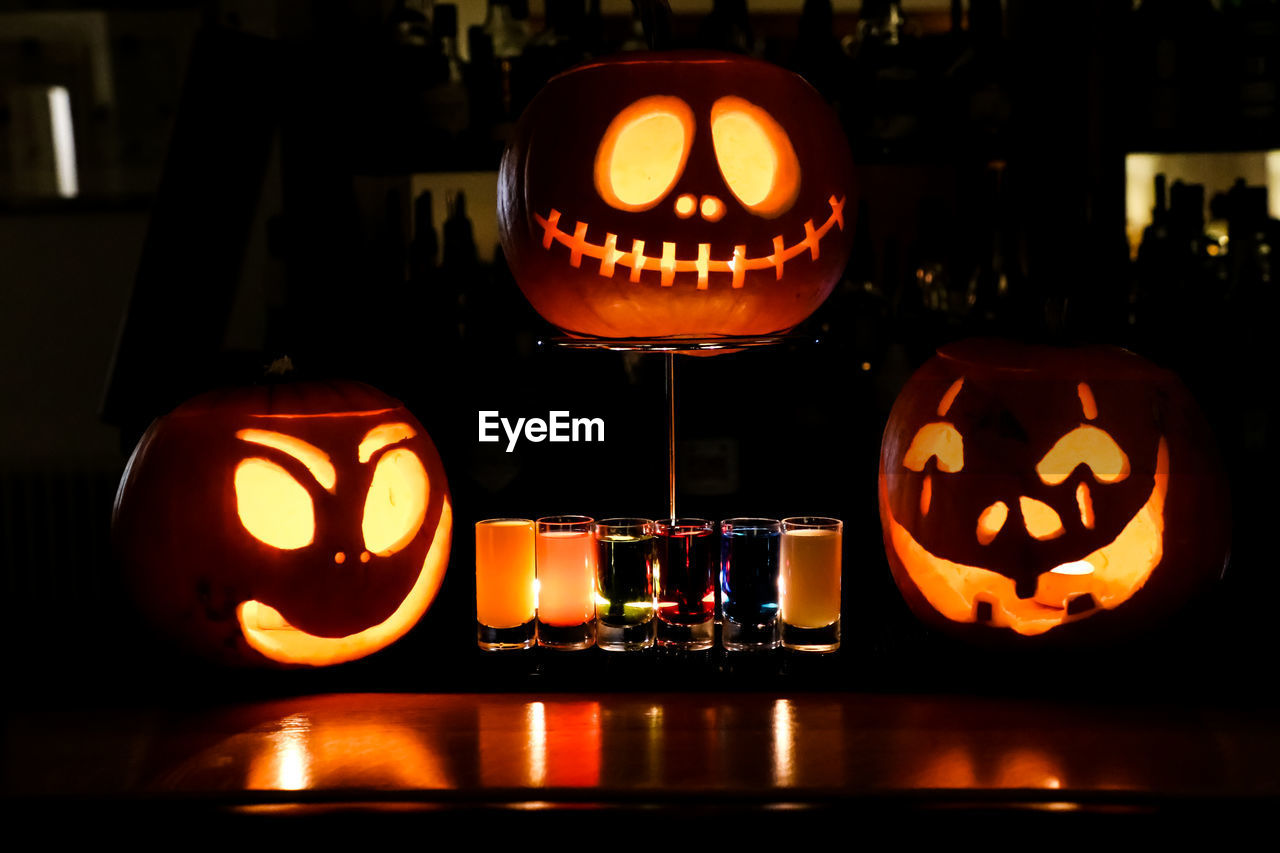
113 380 452 667
878 340 1229 641
498 50 855 341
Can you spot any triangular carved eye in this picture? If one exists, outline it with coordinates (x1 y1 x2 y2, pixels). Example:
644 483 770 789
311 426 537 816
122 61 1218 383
236 458 315 549
594 96 695 212
710 96 800 218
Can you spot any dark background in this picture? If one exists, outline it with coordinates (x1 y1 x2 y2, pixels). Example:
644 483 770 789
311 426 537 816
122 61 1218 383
1 0 1277 702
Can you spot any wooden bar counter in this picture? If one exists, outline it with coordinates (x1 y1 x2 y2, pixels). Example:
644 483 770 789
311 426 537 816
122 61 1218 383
6 686 1279 837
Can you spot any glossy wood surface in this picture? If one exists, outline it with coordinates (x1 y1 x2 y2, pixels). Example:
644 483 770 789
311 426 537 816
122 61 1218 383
7 691 1278 812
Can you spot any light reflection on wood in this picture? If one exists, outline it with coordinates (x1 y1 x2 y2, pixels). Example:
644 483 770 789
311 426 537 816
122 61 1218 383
6 693 1240 800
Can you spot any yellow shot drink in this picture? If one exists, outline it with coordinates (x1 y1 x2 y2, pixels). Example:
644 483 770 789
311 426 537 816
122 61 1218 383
779 517 842 652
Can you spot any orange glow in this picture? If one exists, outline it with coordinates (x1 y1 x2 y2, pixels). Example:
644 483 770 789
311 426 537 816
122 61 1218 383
543 702 603 788
700 195 726 221
881 439 1169 636
913 744 1065 791
478 700 603 789
1076 481 1095 529
920 474 932 516
710 96 800 218
976 501 1008 545
1035 561 1096 609
475 519 536 629
1077 382 1097 420
536 530 595 627
902 422 964 473
240 706 450 791
1036 425 1130 485
937 378 964 417
992 748 1065 790
357 422 416 463
234 458 315 549
594 95 695 212
237 500 452 666
1020 497 1064 541
675 194 696 217
534 195 845 287
236 429 335 491
362 449 428 556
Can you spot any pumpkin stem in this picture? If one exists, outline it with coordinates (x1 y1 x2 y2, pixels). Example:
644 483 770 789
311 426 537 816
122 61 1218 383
632 0 673 50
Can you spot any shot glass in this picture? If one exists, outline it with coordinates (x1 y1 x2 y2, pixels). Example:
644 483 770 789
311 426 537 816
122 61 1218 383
654 518 715 650
779 517 842 652
594 518 656 651
475 518 537 650
536 515 596 650
719 518 781 651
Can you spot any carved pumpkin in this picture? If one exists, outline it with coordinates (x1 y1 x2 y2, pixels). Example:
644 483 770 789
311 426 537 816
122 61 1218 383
498 50 855 340
113 380 452 667
878 339 1230 641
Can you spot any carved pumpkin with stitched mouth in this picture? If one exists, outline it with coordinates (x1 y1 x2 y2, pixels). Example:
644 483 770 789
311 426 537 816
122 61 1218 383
498 50 856 341
114 381 452 667
878 340 1230 641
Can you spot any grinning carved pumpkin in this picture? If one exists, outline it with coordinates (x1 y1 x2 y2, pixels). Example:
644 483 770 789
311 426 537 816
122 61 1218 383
113 380 452 667
878 339 1230 641
498 50 855 341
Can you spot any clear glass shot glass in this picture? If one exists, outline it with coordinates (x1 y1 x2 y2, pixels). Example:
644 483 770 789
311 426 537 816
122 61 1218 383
535 515 596 650
779 517 842 652
654 518 716 650
719 518 781 651
593 518 656 651
475 518 537 650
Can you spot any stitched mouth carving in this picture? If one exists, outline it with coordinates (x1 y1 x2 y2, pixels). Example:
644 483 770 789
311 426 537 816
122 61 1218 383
535 195 846 289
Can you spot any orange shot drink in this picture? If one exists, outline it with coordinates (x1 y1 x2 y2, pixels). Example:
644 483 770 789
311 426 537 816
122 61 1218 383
536 515 596 649
475 519 537 650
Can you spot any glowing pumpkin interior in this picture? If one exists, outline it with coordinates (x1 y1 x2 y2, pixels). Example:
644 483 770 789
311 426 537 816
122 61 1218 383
536 92 844 292
229 421 451 666
882 380 1169 636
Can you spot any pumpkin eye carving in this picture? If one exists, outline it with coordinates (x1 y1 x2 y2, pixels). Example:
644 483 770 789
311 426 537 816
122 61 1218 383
235 458 315 550
594 96 695 212
710 96 801 218
363 448 429 556
902 422 964 474
1035 425 1130 486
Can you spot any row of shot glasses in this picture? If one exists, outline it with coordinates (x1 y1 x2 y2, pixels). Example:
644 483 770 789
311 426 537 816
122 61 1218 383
475 515 842 653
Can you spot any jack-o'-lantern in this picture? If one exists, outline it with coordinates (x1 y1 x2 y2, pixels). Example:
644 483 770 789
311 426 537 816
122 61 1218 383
113 379 452 667
878 339 1229 641
498 50 855 341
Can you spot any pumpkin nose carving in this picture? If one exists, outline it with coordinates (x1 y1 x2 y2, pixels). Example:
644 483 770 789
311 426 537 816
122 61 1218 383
674 193 727 221
975 497 1065 544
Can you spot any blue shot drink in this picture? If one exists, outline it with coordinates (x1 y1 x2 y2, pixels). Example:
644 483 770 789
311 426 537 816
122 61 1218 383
719 518 781 650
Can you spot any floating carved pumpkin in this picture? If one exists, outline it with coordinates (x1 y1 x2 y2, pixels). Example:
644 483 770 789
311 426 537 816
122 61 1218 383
113 380 452 667
498 50 856 340
878 339 1229 641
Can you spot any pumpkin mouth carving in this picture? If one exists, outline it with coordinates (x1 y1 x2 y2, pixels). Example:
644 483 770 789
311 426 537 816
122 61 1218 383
881 439 1168 636
534 195 846 290
235 500 453 667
